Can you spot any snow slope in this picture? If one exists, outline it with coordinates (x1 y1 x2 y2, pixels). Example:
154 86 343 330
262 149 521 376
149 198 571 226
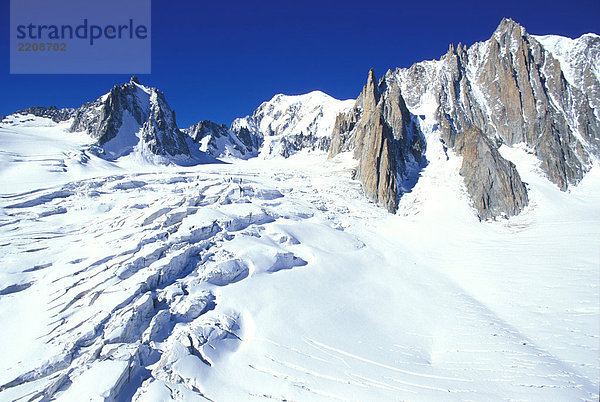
0 114 218 194
534 33 600 90
0 114 598 400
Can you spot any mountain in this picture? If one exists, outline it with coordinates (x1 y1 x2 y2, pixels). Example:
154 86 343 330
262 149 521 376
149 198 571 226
230 91 354 158
71 76 190 159
181 91 353 160
329 18 598 219
183 120 260 159
9 77 192 161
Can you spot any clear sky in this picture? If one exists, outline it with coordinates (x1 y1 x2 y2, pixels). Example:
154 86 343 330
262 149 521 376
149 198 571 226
1 0 599 128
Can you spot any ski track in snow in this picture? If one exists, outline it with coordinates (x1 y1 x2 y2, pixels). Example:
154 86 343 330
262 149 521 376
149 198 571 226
0 119 598 400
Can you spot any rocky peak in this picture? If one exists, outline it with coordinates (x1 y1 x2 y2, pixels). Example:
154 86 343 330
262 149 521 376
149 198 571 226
363 69 380 111
494 17 523 38
70 79 190 159
329 70 426 212
390 17 600 218
186 120 228 143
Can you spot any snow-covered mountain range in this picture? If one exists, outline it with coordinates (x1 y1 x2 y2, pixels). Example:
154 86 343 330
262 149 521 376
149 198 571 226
181 91 353 160
0 18 598 401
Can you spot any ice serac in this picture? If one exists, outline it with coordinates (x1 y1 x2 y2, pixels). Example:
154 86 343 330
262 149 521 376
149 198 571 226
231 91 354 158
329 69 425 213
184 120 259 159
70 76 190 158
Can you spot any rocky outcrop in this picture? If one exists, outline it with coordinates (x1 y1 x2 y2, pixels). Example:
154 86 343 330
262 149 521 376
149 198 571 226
8 78 191 159
329 70 426 212
186 120 229 143
472 19 597 189
455 127 528 219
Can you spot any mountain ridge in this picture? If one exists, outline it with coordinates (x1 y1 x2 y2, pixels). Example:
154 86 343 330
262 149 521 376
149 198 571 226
4 18 599 220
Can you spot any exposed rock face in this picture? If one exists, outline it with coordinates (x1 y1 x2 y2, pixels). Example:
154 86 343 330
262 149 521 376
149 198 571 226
329 70 426 212
231 91 354 158
455 127 528 219
399 19 598 185
183 120 259 159
70 77 190 158
388 18 599 218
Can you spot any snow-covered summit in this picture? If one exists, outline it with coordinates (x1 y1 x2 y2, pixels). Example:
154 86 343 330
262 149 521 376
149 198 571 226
231 90 354 158
534 33 600 119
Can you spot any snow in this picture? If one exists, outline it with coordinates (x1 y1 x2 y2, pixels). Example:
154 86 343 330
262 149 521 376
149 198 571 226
0 114 118 193
0 114 598 400
534 33 600 89
59 360 130 401
102 110 143 159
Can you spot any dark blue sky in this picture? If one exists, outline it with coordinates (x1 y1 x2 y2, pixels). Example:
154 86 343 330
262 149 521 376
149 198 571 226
1 0 599 128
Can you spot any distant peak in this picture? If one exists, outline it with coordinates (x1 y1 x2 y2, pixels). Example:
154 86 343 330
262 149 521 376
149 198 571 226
130 76 140 85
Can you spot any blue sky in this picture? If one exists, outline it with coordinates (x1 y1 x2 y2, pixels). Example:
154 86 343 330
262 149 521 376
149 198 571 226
1 0 599 128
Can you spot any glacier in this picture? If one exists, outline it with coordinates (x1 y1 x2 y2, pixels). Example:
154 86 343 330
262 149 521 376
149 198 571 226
0 113 598 400
0 19 599 402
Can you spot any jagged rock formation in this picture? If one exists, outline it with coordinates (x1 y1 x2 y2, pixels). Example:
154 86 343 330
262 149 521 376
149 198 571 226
399 19 598 186
330 19 598 219
231 91 354 158
377 18 599 218
70 77 189 158
11 77 191 159
183 120 260 159
329 70 426 212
